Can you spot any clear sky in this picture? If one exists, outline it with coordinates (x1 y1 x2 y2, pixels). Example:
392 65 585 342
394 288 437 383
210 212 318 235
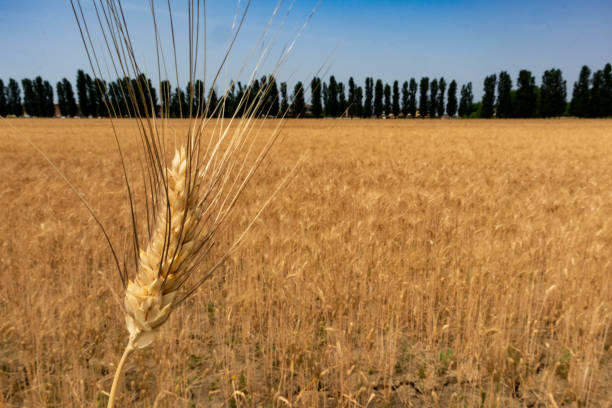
1 0 611 99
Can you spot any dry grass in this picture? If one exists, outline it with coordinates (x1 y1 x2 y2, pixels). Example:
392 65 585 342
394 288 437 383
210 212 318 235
0 118 611 407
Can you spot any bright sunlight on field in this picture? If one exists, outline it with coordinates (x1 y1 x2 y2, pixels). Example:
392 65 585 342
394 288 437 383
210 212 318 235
1 118 610 407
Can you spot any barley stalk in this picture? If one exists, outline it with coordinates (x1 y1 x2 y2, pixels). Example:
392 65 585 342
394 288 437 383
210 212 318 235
64 1 313 405
107 147 197 407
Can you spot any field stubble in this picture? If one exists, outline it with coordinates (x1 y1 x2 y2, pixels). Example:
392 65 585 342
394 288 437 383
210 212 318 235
0 118 610 407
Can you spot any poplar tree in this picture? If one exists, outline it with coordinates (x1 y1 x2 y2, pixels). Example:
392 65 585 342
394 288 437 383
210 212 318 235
374 79 384 117
21 79 36 116
408 78 417 117
7 79 22 116
540 68 566 117
57 81 67 116
76 70 89 116
292 81 305 117
364 77 374 118
338 82 347 116
515 70 537 118
0 80 7 117
570 66 591 118
348 77 356 117
392 80 400 117
429 79 438 117
266 76 280 117
446 80 458 117
354 86 363 118
86 74 99 117
63 79 77 117
437 77 446 117
310 77 322 118
458 82 474 117
496 71 513 118
34 77 46 116
159 80 172 116
481 74 497 118
383 83 391 116
280 82 289 115
401 81 409 117
603 63 612 116
44 81 54 117
171 86 185 117
326 76 339 117
590 70 605 117
419 77 429 117
193 80 204 116
208 88 218 117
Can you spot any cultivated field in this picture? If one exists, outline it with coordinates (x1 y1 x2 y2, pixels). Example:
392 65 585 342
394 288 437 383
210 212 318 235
0 119 610 407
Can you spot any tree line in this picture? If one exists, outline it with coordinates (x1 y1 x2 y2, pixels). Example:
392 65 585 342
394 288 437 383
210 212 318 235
1 64 611 119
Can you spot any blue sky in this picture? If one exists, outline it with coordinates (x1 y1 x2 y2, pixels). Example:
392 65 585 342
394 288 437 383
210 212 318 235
1 0 611 99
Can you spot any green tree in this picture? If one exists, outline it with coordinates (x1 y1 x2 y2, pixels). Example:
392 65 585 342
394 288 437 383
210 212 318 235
225 83 237 118
57 81 67 116
85 74 99 117
234 81 245 117
570 65 591 117
62 79 77 117
185 81 196 116
325 76 339 117
208 88 219 117
514 70 537 118
171 86 186 117
364 77 374 118
280 82 289 115
408 78 417 117
590 70 605 117
34 77 46 116
159 80 172 117
496 71 513 118
383 83 391 116
603 63 612 116
264 75 280 117
193 80 205 116
481 74 496 118
109 79 128 117
401 81 409 117
76 70 89 116
128 74 154 118
429 79 438 117
292 81 305 117
437 78 446 117
374 79 384 117
250 79 261 116
338 82 347 116
392 80 400 117
348 77 357 117
446 80 458 117
419 77 429 117
0 80 7 117
458 82 473 117
44 81 55 117
7 79 22 116
21 79 35 116
310 77 322 118
354 86 363 118
540 68 566 117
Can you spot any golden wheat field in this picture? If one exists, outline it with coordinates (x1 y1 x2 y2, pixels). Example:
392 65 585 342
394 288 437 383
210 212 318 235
0 118 611 407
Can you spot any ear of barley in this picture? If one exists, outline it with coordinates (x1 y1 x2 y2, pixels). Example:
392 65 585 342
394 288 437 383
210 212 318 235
124 146 193 349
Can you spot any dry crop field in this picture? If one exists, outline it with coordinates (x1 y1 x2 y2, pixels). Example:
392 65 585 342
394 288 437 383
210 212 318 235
0 118 611 407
